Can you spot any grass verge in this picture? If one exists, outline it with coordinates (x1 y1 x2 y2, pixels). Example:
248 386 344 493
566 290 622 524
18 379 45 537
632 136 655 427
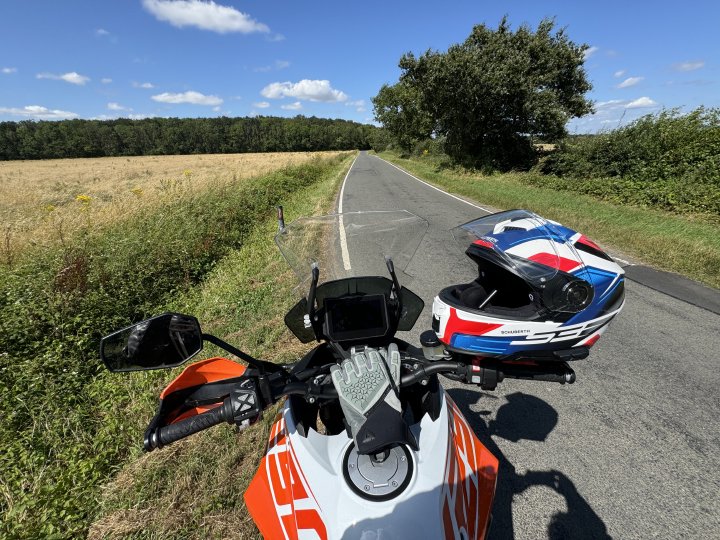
378 152 720 289
86 153 352 539
0 152 354 539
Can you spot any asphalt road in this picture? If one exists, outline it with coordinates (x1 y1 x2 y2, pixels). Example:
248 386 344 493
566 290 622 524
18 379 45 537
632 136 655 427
339 151 720 539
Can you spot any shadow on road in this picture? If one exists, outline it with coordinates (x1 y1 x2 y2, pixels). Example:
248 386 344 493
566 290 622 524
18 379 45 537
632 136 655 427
447 389 611 540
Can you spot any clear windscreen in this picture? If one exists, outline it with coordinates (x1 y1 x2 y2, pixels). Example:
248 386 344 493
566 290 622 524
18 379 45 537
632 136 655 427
275 211 429 294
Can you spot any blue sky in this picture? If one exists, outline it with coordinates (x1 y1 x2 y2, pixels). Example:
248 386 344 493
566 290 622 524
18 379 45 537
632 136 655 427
0 0 717 132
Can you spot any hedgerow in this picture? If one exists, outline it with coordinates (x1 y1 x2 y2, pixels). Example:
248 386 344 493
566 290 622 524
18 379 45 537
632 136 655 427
0 153 351 538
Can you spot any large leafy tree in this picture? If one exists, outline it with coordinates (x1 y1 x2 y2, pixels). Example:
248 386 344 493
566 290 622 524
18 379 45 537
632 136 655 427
372 81 433 152
373 17 593 169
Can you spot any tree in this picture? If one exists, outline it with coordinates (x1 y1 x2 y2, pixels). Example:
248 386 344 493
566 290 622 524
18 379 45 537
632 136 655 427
372 81 433 152
373 17 593 169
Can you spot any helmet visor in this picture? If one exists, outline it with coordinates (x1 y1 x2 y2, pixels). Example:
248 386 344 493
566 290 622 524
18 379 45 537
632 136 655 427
452 210 593 313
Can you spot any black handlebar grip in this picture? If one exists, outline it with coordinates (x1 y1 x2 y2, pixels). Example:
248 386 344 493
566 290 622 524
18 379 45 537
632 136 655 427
147 406 227 451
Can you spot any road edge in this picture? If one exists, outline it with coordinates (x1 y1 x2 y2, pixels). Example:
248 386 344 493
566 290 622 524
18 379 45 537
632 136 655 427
372 153 720 315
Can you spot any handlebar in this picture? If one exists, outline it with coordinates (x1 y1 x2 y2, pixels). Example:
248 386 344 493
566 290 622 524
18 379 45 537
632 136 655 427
146 405 228 451
144 356 575 451
145 380 263 451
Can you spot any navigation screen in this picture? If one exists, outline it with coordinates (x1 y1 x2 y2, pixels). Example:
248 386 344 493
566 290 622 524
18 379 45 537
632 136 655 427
325 294 389 342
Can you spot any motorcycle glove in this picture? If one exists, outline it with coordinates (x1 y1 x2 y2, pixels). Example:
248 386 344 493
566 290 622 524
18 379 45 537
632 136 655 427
331 344 413 454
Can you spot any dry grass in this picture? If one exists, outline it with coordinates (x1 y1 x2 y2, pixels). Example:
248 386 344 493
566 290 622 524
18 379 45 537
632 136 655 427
0 151 342 258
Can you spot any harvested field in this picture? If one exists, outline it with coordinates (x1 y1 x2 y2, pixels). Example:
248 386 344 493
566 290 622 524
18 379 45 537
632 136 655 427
0 151 342 256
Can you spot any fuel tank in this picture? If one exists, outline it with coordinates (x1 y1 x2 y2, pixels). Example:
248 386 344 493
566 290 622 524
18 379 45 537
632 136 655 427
245 388 498 539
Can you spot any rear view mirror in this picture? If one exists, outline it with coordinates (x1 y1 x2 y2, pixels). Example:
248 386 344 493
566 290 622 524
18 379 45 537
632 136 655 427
100 312 203 372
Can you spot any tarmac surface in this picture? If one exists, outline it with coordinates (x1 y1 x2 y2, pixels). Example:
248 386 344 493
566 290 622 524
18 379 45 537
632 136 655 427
338 151 720 539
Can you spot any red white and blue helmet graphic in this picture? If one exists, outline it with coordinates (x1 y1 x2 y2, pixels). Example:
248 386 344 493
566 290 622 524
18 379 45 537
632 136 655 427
433 210 625 358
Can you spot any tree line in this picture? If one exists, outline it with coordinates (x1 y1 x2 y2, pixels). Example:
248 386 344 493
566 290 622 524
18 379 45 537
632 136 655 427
0 116 384 160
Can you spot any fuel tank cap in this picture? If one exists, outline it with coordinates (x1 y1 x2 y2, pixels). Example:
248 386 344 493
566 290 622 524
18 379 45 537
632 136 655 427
343 443 413 501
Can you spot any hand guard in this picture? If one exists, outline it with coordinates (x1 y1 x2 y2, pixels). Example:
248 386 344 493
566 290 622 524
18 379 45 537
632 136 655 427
331 344 411 454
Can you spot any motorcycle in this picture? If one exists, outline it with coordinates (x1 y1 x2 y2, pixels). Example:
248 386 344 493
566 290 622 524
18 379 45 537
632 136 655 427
101 209 624 539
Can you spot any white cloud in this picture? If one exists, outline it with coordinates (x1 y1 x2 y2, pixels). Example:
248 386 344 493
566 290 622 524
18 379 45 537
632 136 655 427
626 97 658 109
151 90 223 106
281 101 302 110
252 101 270 108
267 33 285 42
142 0 269 34
673 60 705 72
275 60 290 70
614 70 626 78
212 106 221 112
261 79 348 102
101 78 113 84
36 71 90 85
96 28 110 36
108 102 132 111
616 76 644 88
133 81 155 89
0 105 78 120
583 46 599 60
2 67 17 74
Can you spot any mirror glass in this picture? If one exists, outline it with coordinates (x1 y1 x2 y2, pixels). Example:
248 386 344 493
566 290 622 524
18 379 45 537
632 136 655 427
100 312 202 372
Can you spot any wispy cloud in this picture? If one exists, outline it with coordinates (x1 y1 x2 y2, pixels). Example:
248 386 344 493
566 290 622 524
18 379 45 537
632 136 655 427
152 90 223 105
253 60 291 73
673 60 705 72
281 101 302 110
595 99 625 110
346 99 366 112
626 96 658 109
108 102 132 111
267 33 285 42
261 79 348 102
36 71 90 85
614 70 626 78
0 105 78 120
101 78 113 84
616 76 644 89
95 28 118 43
132 81 155 89
2 67 17 74
142 0 269 34
252 101 270 108
583 46 599 60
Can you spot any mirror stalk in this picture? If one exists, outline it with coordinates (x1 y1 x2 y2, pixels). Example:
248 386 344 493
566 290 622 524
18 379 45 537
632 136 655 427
385 256 403 324
307 263 320 341
202 334 282 373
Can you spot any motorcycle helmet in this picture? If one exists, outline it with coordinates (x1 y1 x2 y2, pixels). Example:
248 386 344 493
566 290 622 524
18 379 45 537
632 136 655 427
432 210 625 361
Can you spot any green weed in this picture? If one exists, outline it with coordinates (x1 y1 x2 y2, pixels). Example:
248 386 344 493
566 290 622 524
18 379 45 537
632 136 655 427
0 153 353 538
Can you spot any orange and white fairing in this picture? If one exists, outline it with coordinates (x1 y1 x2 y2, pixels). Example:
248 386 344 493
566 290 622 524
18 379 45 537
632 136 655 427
245 389 498 539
